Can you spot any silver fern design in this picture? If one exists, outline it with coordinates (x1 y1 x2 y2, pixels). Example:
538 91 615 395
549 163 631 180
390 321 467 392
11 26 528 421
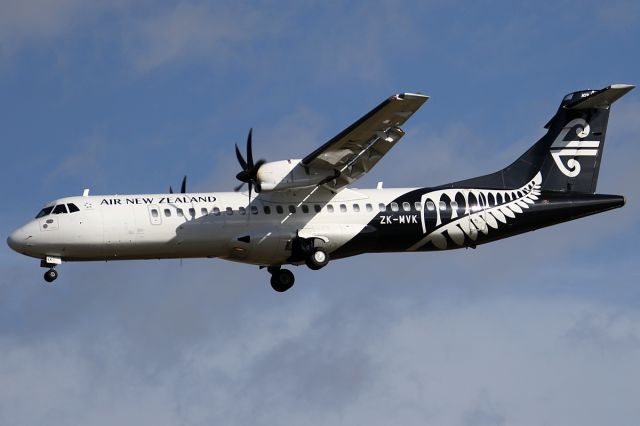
409 172 543 250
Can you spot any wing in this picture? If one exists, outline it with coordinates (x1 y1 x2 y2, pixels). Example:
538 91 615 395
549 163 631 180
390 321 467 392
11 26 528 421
301 92 429 189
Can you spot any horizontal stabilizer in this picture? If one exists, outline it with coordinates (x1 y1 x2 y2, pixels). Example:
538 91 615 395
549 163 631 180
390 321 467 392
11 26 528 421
565 84 635 110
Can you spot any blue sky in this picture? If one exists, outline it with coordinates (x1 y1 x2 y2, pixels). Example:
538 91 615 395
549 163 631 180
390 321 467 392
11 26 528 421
1 1 639 425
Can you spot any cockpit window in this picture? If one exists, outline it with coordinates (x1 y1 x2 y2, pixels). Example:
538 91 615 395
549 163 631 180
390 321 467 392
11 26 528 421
35 206 54 218
67 203 80 213
52 204 68 214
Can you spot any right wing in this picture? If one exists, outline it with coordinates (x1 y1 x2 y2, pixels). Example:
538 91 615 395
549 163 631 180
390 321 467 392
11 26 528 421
300 92 429 189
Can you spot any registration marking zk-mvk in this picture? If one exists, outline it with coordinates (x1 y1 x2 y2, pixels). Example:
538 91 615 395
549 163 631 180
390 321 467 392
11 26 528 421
380 215 418 225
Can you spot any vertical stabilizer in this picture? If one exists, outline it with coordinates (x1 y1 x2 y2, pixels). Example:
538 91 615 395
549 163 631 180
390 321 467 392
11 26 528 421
444 84 634 193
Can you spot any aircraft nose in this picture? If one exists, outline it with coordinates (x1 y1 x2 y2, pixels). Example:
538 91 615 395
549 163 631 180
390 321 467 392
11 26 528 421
7 226 31 253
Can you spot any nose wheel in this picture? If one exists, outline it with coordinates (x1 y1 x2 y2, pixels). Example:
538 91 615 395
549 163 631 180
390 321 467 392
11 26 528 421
44 268 58 283
268 266 295 292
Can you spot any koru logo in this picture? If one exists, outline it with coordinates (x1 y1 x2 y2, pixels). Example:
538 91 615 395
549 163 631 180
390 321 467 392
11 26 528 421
550 118 600 177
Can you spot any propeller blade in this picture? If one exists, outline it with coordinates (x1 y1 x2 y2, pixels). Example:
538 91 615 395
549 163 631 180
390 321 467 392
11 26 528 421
169 186 174 194
180 176 187 194
234 182 245 192
246 128 254 168
235 143 248 170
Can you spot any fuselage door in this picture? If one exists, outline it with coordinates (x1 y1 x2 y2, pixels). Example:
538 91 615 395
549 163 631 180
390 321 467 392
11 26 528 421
148 205 162 225
467 191 487 241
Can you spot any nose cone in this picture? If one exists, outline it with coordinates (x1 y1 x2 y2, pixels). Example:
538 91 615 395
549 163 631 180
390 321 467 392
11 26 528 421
7 226 31 253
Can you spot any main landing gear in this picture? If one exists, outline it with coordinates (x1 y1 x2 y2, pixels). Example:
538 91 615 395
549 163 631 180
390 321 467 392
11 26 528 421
268 266 295 292
305 247 329 270
266 247 330 293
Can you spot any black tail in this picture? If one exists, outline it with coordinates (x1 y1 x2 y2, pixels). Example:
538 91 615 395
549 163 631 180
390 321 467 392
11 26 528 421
447 84 634 193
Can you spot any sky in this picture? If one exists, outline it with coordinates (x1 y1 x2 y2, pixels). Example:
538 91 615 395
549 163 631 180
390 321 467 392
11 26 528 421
1 1 639 424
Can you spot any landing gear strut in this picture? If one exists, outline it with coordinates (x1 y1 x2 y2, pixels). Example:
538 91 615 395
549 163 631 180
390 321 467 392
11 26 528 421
44 268 58 283
268 266 295 292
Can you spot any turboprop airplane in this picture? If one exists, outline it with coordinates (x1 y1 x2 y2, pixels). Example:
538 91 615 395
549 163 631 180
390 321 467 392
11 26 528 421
7 84 634 292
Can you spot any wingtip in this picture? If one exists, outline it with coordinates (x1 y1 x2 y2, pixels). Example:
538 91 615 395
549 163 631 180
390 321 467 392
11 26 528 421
397 92 429 99
610 83 635 90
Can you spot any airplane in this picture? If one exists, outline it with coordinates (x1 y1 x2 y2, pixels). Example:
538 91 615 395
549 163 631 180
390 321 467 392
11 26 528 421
7 84 634 292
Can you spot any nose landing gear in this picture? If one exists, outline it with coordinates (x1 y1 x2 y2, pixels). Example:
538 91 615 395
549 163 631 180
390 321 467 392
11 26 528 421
40 257 62 284
44 268 58 283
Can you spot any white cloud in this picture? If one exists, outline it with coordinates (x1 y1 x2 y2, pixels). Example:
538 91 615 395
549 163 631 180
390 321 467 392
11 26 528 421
2 294 640 425
0 0 113 56
124 2 284 73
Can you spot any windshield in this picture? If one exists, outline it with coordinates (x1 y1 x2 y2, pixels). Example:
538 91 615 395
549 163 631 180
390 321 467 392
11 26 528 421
35 206 54 218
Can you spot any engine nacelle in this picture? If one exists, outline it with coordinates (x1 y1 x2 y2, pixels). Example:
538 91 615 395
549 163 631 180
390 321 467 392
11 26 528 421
257 159 336 191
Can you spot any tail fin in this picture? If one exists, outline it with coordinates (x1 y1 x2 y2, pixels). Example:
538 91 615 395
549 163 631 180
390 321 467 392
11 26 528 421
448 84 634 193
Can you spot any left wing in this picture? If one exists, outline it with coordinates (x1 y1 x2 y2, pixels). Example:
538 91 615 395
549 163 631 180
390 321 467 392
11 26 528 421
301 92 429 189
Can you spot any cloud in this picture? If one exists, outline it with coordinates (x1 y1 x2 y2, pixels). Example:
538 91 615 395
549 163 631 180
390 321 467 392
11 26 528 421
124 2 284 73
2 291 640 425
0 0 111 56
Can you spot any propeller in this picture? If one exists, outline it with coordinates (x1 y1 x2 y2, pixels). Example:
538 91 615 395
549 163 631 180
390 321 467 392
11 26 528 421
169 176 187 194
234 128 266 200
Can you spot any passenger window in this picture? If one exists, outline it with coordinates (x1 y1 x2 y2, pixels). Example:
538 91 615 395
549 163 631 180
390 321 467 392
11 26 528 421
276 205 284 214
353 204 360 212
439 201 446 211
327 204 334 213
213 207 221 216
414 202 422 211
264 206 271 214
339 204 347 213
201 208 208 216
151 209 159 218
390 202 399 212
226 207 233 215
177 209 184 217
67 203 80 213
402 202 411 212
288 205 296 214
164 209 171 217
426 201 435 211
35 206 54 218
188 208 196 218
251 206 259 215
365 203 373 212
52 204 68 214
378 203 386 212
301 205 309 214
239 207 246 215
314 204 321 213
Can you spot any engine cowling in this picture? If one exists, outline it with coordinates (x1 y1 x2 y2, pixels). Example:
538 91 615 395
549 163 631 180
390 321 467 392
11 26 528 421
256 159 337 191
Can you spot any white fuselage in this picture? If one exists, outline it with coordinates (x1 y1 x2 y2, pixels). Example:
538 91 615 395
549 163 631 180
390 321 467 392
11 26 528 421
8 187 413 266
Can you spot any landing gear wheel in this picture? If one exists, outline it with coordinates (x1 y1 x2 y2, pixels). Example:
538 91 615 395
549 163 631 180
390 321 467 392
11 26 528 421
305 247 329 270
270 269 295 292
44 269 58 283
